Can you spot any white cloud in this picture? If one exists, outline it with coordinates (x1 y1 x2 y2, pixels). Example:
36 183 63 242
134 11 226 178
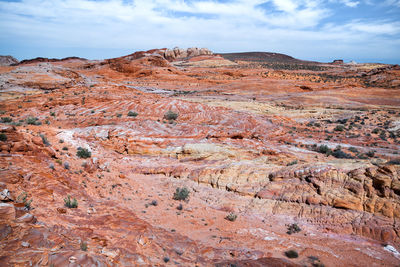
384 0 400 7
0 0 399 63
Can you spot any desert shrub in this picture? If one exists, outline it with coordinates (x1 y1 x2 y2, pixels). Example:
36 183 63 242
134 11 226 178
372 128 380 134
177 203 183 210
163 257 170 263
64 195 78 208
379 131 387 140
40 134 50 146
127 111 138 117
287 223 301 234
225 213 237 222
334 125 345 132
336 119 348 124
64 162 70 170
1 117 12 123
80 241 88 251
150 200 158 206
17 192 32 210
366 151 375 158
164 110 178 121
173 187 190 201
287 160 298 166
0 133 7 141
50 111 56 117
285 250 299 258
26 117 41 125
62 146 68 151
348 147 358 153
332 147 353 159
317 145 332 155
387 159 400 165
357 154 368 159
77 147 91 158
309 256 325 267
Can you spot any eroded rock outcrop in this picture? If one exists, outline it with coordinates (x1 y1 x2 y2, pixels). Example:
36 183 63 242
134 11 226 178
1 48 400 266
0 55 19 66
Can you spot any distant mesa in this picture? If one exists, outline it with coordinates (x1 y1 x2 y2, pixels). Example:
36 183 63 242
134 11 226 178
218 51 314 64
332 59 344 65
0 55 19 66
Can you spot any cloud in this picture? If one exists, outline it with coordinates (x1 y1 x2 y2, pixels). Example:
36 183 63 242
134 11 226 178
0 0 399 63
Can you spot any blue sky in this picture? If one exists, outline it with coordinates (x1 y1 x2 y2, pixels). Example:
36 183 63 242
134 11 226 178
0 0 399 63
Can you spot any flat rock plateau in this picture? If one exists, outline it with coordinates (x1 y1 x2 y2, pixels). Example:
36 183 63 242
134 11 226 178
0 48 400 266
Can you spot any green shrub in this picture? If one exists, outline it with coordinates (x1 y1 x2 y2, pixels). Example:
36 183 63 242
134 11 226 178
1 117 12 123
127 111 138 117
332 147 353 159
225 213 237 222
164 110 178 121
317 145 332 155
64 195 78 208
0 133 7 141
285 250 299 258
76 147 91 158
287 223 301 234
62 146 68 151
173 187 190 201
334 125 345 132
26 117 41 125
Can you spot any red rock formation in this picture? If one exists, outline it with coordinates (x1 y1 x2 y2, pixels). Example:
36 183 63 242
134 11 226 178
0 49 400 266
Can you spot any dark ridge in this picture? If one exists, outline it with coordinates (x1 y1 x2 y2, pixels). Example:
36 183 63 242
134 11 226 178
17 56 87 65
218 51 318 64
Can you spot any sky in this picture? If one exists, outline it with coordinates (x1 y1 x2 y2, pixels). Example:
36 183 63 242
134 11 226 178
0 0 399 63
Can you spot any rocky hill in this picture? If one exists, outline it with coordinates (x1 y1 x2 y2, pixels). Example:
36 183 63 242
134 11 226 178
0 48 399 266
218 51 312 64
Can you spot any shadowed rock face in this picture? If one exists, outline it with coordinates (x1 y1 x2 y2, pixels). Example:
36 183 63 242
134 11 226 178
0 49 400 266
